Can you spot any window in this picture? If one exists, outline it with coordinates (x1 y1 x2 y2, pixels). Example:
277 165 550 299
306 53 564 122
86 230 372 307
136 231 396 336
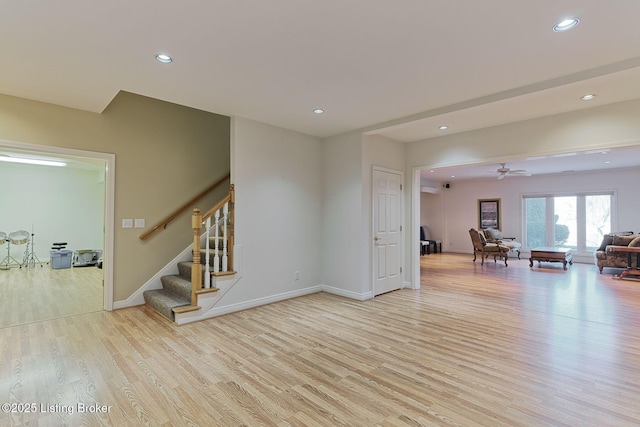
524 193 612 252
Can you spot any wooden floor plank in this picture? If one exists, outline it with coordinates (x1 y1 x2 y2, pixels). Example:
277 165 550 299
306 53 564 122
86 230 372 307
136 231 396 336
1 254 640 426
0 264 103 329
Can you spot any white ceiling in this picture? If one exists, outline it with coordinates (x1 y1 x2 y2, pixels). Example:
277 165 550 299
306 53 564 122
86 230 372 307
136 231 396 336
421 145 640 184
2 1 640 175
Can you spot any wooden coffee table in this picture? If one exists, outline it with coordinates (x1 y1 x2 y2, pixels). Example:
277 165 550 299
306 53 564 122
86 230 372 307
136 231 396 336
529 247 573 270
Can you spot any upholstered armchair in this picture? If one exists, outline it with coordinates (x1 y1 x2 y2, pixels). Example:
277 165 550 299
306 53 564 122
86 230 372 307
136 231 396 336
469 228 510 266
483 228 521 259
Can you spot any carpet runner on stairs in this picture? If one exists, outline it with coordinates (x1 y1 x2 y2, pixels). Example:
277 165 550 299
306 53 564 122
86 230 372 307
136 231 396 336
143 235 225 321
143 261 195 320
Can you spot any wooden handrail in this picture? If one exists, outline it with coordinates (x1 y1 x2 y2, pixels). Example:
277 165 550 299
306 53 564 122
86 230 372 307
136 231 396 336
140 173 230 241
202 194 231 222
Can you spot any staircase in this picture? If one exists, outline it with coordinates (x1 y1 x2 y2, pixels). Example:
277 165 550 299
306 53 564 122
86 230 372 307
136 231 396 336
142 184 236 324
143 242 219 321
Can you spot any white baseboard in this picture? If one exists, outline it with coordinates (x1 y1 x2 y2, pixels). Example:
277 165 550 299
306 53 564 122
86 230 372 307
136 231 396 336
321 285 372 301
174 283 373 325
175 284 324 325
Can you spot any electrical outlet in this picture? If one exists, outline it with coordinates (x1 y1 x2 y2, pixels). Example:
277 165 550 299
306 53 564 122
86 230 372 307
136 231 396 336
134 218 145 228
122 218 133 229
294 271 300 281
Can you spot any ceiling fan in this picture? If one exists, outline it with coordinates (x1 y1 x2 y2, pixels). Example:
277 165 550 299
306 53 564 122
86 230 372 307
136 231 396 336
494 163 531 179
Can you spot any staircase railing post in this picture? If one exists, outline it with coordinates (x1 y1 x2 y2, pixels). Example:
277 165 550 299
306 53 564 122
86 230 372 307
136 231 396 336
221 202 229 271
228 184 235 271
204 217 211 289
213 209 220 273
191 208 202 305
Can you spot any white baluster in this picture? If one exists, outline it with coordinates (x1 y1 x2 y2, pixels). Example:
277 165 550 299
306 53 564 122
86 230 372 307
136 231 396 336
222 202 229 272
204 217 211 289
213 209 220 273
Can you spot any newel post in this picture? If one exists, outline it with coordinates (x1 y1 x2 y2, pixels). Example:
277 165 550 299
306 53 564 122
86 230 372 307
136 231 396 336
191 208 202 305
228 184 235 271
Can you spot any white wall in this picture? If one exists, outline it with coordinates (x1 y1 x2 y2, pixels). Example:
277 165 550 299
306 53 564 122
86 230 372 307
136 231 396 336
228 124 407 305
423 167 640 261
420 192 442 242
0 161 104 262
228 117 324 305
321 133 406 297
322 131 366 297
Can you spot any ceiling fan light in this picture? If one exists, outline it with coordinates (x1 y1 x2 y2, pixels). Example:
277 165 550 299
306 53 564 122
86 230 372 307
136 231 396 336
494 162 529 179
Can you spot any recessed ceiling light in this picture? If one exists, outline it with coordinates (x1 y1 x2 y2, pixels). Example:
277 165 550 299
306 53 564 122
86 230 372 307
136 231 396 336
429 170 435 173
439 125 449 130
313 109 324 114
604 161 611 164
450 175 455 178
581 94 596 101
155 53 173 63
553 17 580 32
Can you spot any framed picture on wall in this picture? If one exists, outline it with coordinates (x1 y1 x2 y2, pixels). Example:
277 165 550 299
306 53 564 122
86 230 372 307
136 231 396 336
478 198 501 230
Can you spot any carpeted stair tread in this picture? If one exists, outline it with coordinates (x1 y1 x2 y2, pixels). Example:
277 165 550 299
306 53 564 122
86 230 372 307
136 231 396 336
143 289 190 321
160 274 192 300
177 261 193 279
144 235 229 323
180 260 224 280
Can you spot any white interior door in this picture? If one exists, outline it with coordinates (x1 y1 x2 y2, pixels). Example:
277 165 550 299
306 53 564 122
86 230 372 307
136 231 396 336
373 168 403 296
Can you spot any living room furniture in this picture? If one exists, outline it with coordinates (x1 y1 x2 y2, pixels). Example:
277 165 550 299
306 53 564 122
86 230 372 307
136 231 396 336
420 226 441 255
593 232 640 273
469 228 509 266
529 247 573 270
605 245 640 281
483 228 521 259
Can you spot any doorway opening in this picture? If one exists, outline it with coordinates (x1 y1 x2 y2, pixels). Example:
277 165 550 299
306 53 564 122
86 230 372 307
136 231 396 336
0 140 114 328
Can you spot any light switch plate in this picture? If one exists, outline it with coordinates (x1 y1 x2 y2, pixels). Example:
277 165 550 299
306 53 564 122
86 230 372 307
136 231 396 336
134 218 146 228
122 218 133 229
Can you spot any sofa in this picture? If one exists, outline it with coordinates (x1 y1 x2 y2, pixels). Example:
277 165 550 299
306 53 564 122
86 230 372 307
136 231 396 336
594 231 640 273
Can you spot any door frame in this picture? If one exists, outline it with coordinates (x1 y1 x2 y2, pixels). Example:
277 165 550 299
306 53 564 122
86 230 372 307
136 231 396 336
371 165 404 296
0 139 115 310
411 167 421 290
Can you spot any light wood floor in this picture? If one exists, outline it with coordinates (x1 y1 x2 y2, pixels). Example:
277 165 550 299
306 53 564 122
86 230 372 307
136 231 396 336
1 254 639 426
0 264 103 329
